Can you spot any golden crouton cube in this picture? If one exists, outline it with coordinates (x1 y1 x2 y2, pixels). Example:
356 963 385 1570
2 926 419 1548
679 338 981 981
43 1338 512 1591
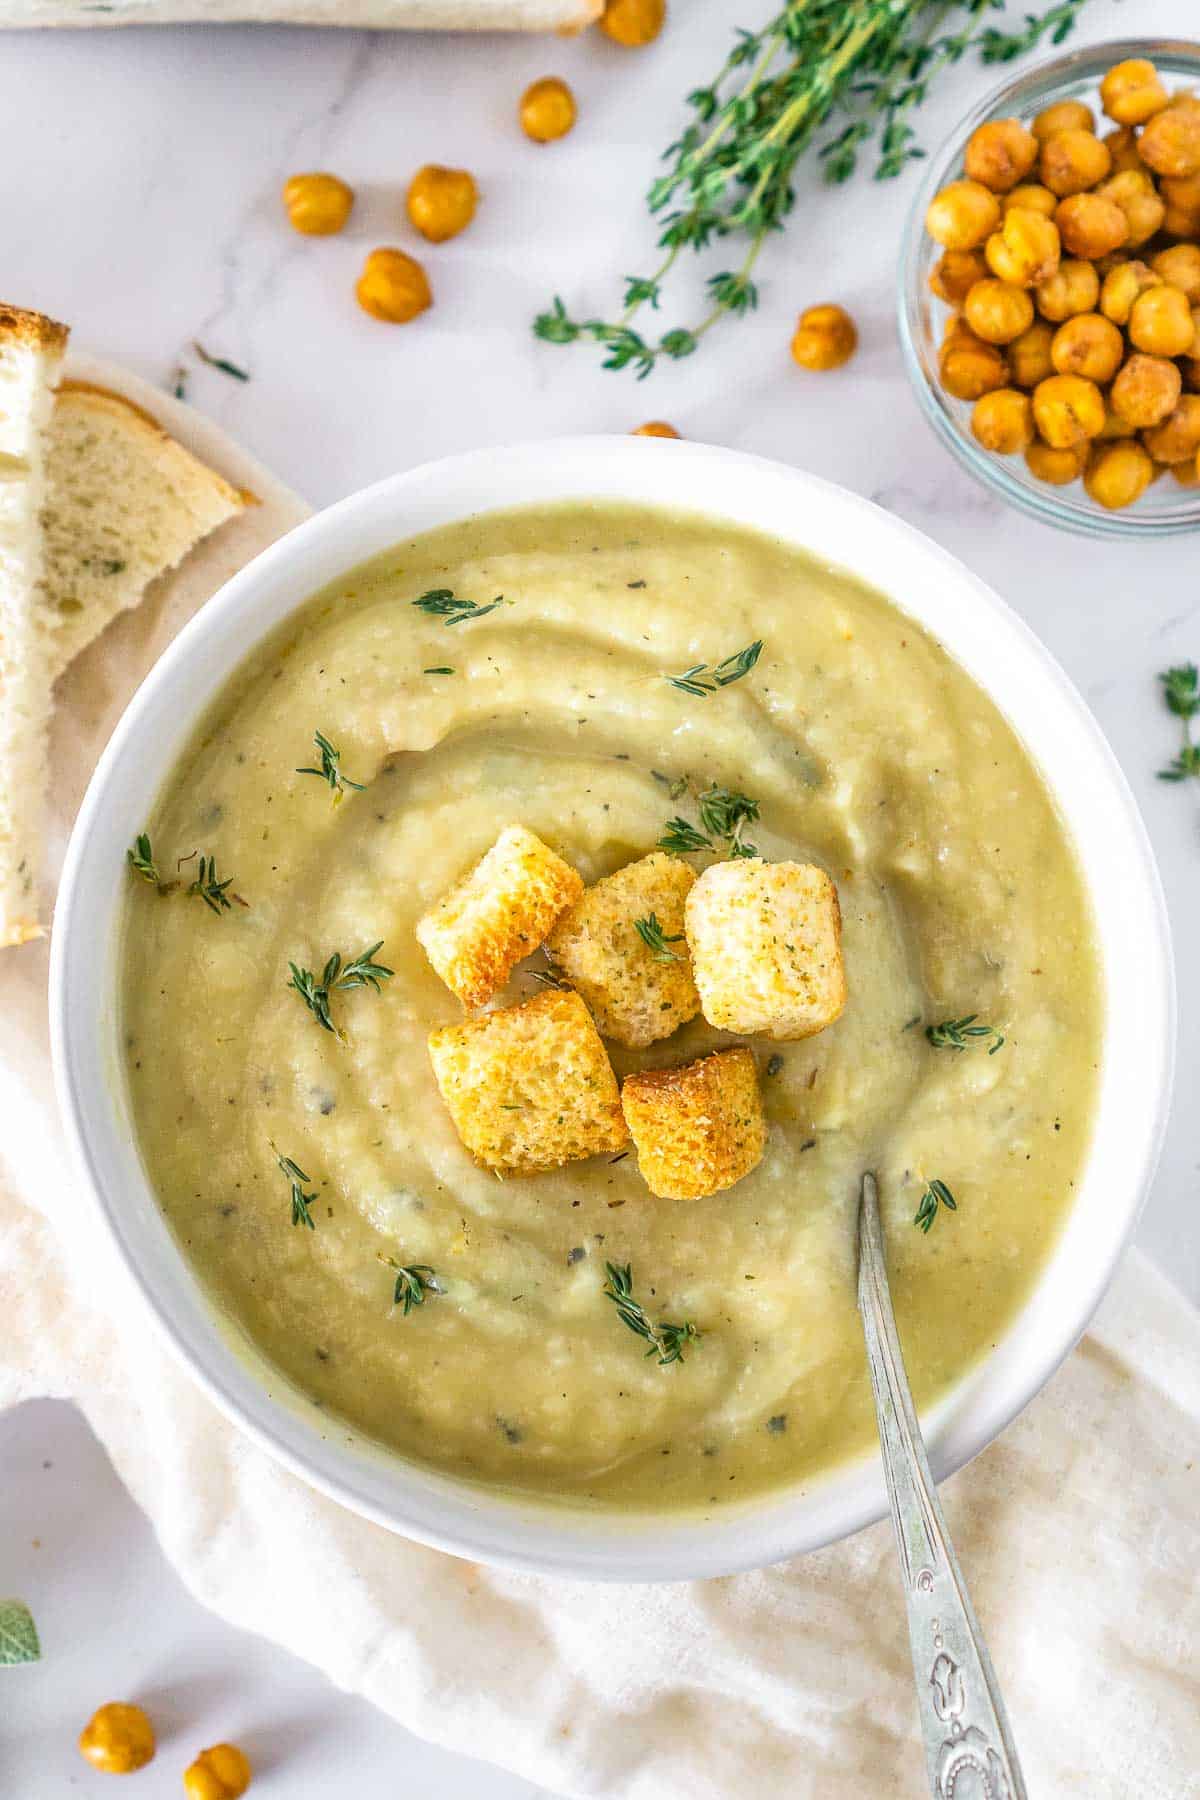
621 1047 766 1200
416 824 583 1009
427 987 627 1174
545 851 700 1048
684 858 847 1040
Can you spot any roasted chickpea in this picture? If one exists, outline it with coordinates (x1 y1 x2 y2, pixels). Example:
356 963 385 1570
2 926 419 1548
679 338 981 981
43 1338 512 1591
1100 58 1170 128
1139 99 1200 179
282 171 354 236
1031 99 1095 142
984 207 1060 286
1129 282 1195 355
1182 308 1200 388
1096 169 1165 247
1141 394 1200 463
1150 243 1200 303
79 1703 156 1775
1035 257 1099 322
929 247 989 305
1084 439 1155 508
964 117 1039 192
632 420 680 437
355 248 431 324
790 303 857 370
1163 199 1200 241
520 77 576 143
1102 125 1146 174
1171 455 1200 487
1160 169 1200 216
1055 192 1128 259
1110 352 1182 427
971 387 1034 453
1032 373 1105 447
925 179 1001 250
405 165 478 243
598 0 665 46
1025 439 1088 484
182 1742 252 1800
1039 127 1111 197
939 330 1008 402
1100 258 1161 326
1097 405 1136 439
1050 312 1124 382
963 278 1034 345
1008 320 1055 388
1002 182 1058 218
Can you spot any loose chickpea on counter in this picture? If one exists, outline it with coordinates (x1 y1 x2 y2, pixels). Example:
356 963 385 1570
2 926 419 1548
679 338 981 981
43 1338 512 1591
79 1702 156 1774
790 303 857 370
282 172 354 236
183 1742 252 1800
520 77 577 143
355 248 431 324
406 165 478 243
598 0 665 48
632 420 680 437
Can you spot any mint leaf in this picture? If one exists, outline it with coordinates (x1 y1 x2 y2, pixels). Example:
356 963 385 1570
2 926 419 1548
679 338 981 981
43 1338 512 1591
0 1600 40 1666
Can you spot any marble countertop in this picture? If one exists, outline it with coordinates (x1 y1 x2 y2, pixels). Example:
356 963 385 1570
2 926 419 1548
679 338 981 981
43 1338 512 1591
3 0 1198 1793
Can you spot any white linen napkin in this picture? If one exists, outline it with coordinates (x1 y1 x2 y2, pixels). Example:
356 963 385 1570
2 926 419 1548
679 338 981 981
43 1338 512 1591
3 363 1198 1799
0 0 599 30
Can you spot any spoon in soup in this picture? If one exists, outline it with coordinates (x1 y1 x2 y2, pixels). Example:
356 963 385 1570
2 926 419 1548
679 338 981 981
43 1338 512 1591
857 1170 1028 1799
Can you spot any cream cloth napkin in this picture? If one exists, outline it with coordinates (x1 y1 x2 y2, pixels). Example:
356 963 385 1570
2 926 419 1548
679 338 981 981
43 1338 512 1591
0 0 599 31
3 363 1199 1800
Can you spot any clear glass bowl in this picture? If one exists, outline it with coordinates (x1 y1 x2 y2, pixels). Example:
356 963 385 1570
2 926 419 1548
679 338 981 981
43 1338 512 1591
898 37 1200 538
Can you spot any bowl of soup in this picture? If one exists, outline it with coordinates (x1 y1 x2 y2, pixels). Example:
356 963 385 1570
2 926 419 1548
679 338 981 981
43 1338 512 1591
49 438 1173 1580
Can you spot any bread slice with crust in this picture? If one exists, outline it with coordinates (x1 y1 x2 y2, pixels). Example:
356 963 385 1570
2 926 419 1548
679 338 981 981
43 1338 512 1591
40 382 247 678
0 303 68 946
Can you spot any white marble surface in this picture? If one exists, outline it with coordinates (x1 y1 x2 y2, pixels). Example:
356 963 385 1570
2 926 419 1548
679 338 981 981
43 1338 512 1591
2 0 1199 1793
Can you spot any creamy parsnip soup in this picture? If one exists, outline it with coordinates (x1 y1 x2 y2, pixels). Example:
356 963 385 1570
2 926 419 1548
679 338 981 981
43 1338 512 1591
122 503 1101 1511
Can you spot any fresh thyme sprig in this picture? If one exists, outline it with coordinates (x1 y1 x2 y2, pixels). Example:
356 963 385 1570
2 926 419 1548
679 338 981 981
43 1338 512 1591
378 1254 440 1315
658 816 714 855
1157 663 1200 782
658 784 760 859
603 1261 699 1367
127 833 161 885
412 588 507 626
275 1150 317 1230
187 854 237 915
296 730 366 803
914 1177 957 1234
926 1015 1005 1055
534 0 1092 374
634 912 685 962
288 941 394 1035
666 641 762 698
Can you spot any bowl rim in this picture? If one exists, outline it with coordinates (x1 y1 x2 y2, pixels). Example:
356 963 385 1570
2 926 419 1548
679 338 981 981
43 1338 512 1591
49 435 1175 1582
898 35 1200 540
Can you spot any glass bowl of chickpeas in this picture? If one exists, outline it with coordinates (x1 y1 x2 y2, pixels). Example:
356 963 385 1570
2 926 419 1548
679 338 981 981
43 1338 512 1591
899 39 1200 534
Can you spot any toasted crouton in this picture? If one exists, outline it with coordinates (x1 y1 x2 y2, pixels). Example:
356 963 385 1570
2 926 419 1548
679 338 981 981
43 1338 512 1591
416 824 583 1009
428 987 626 1174
685 858 847 1040
545 850 700 1047
621 1047 765 1200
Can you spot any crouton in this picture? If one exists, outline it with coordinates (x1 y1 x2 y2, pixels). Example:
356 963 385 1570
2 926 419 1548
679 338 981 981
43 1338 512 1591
427 987 627 1174
545 850 700 1047
621 1047 765 1200
416 824 583 1009
685 858 847 1040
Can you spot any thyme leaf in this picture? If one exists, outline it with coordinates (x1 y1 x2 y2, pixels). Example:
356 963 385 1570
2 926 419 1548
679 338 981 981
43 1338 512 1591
127 832 160 885
192 341 250 381
187 854 236 915
288 941 393 1035
666 640 762 697
296 730 365 803
603 1260 699 1367
275 1150 317 1230
634 912 685 961
379 1254 440 1315
412 588 507 626
914 1178 957 1235
1158 664 1200 782
926 1015 1005 1055
657 816 714 855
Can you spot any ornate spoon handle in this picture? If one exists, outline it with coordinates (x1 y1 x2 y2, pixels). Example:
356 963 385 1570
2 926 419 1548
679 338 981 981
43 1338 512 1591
857 1171 1028 1800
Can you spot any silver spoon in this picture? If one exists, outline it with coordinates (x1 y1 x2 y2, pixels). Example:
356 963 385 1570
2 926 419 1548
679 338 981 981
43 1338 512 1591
857 1170 1028 1800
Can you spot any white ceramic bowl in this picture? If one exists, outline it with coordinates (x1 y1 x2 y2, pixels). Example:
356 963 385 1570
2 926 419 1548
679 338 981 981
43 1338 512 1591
50 438 1174 1582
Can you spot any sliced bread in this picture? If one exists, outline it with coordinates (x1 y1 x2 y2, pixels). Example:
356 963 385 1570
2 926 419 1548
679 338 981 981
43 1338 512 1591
41 382 247 678
0 303 68 946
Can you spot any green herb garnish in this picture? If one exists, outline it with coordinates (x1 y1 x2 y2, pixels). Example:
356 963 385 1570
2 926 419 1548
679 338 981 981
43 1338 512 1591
926 1015 1005 1055
296 730 365 803
423 666 455 675
914 1178 957 1235
534 0 1092 374
1158 663 1200 782
666 641 762 698
275 1151 317 1230
127 832 160 885
698 783 760 857
187 854 236 915
0 1601 39 1668
603 1261 699 1367
379 1254 440 1315
657 816 714 855
633 912 685 962
193 341 250 381
288 941 393 1035
412 589 506 626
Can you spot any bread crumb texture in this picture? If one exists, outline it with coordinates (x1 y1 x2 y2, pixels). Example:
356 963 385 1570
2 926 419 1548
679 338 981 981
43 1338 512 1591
621 1046 766 1200
685 857 847 1040
416 824 583 1009
546 849 700 1046
428 987 627 1173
